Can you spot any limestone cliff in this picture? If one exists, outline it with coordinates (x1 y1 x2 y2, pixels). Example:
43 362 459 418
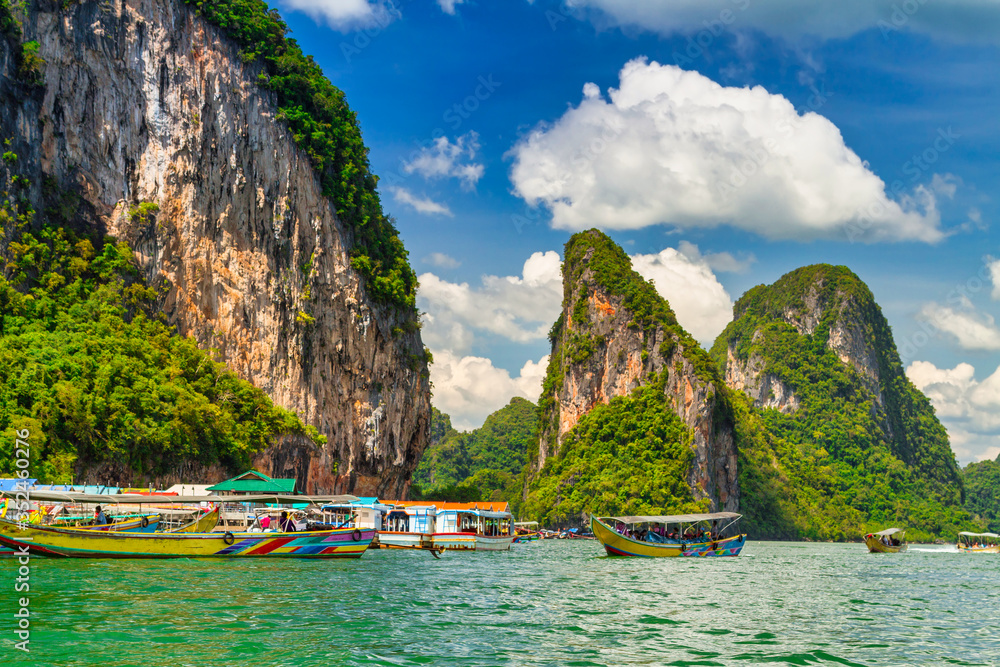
713 265 909 463
527 230 738 520
0 0 429 496
711 264 966 539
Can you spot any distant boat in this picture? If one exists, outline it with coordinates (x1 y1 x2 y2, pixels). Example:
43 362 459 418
957 531 1000 553
513 521 540 543
864 528 907 553
591 512 746 558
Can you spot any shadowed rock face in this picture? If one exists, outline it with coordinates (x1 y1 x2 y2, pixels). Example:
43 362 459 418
0 0 429 496
719 267 887 422
533 231 739 512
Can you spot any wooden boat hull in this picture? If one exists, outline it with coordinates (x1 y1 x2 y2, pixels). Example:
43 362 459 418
958 544 1000 553
865 535 907 553
429 532 514 551
378 531 434 549
591 516 746 557
0 520 374 558
475 534 515 551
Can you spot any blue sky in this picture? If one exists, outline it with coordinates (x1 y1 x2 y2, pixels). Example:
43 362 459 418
275 0 999 463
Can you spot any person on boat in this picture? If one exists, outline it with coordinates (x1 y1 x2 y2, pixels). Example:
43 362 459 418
279 511 296 532
260 515 271 530
93 506 110 525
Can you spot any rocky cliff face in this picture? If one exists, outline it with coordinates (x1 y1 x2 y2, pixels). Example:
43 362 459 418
533 230 739 512
715 266 889 431
712 264 965 538
0 0 429 496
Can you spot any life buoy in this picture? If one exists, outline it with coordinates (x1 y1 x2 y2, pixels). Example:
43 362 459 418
140 516 149 528
352 529 362 542
223 531 235 545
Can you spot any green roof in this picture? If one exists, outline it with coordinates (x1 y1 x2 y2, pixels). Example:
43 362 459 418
206 470 297 494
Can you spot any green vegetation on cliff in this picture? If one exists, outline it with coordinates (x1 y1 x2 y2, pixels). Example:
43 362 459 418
524 372 705 526
525 230 723 526
183 0 416 308
412 399 535 508
560 229 717 380
963 455 1000 532
534 230 718 466
714 265 970 541
0 177 321 483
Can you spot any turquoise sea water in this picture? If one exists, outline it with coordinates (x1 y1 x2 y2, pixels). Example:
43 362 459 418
3 540 998 666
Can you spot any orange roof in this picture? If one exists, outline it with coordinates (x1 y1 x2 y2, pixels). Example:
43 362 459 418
385 500 510 513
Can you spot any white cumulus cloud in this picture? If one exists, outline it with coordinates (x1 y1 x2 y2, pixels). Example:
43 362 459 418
418 251 563 354
509 58 945 244
560 0 1000 43
907 360 1000 463
631 243 734 345
431 351 548 430
990 258 1000 300
438 0 468 15
277 0 397 30
419 251 562 430
425 252 461 269
919 301 1000 351
389 186 453 217
403 133 485 190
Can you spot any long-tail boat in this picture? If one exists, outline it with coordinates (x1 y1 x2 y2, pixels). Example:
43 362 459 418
69 514 161 533
0 491 371 559
166 506 220 533
864 528 907 553
591 512 746 557
957 531 1000 553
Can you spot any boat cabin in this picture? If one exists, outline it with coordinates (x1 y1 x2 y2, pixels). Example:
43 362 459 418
384 505 437 533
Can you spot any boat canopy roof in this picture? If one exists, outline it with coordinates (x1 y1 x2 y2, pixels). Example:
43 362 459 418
958 531 1000 538
601 512 742 525
515 521 539 526
870 528 905 537
0 490 360 505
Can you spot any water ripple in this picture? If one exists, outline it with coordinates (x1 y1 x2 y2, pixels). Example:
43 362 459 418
4 541 999 666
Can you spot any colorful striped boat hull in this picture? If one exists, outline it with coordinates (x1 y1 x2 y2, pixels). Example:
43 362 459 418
591 515 746 558
0 520 374 558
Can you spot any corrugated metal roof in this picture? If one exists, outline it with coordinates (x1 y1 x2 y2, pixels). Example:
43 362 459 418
205 470 296 493
0 479 36 491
